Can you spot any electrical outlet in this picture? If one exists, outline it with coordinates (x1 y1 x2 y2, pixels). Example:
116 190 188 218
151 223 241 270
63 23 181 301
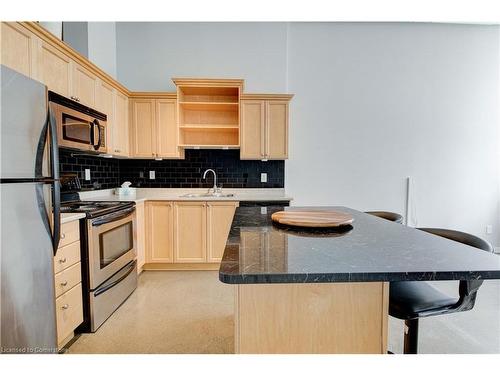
149 171 155 180
139 171 144 178
486 225 493 234
261 173 267 183
260 207 267 215
84 169 91 181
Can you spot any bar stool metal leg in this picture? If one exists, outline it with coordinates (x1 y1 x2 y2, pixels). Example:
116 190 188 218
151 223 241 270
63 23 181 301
403 319 419 354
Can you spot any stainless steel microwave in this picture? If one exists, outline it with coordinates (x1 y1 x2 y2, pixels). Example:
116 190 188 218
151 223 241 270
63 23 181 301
49 91 107 153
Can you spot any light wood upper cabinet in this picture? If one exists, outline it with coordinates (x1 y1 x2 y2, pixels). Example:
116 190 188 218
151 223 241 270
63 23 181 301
146 201 174 263
71 62 98 107
130 99 156 158
266 101 288 159
130 97 182 159
240 95 292 160
156 99 181 158
36 40 72 97
114 91 130 156
1 22 36 78
96 80 115 154
207 202 237 262
174 202 207 263
240 100 265 159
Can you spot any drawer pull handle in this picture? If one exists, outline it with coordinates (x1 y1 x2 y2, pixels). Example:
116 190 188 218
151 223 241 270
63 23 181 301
61 304 69 310
60 281 68 286
59 258 67 263
60 233 66 239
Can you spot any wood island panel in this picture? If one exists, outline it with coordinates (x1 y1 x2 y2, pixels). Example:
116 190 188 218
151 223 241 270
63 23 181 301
234 282 389 354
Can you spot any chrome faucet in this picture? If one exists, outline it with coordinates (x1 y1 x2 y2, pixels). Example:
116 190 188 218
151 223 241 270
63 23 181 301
202 169 218 193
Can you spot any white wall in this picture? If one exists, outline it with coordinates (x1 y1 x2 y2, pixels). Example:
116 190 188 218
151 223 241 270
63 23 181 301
63 22 88 58
113 22 499 245
286 23 499 245
116 22 288 92
88 22 117 79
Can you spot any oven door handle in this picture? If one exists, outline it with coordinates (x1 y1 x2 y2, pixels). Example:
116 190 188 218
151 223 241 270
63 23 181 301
94 261 136 297
91 207 135 227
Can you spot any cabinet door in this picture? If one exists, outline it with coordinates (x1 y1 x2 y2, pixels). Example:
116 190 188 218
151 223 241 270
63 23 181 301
135 201 146 271
206 202 237 262
156 99 181 158
240 100 265 159
266 101 289 159
130 99 156 158
114 91 129 156
96 81 115 154
174 202 207 263
146 201 174 263
36 40 71 97
1 22 36 78
71 62 98 107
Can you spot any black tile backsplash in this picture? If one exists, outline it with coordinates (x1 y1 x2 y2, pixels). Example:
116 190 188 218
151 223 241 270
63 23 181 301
59 149 284 190
59 148 120 190
120 150 284 188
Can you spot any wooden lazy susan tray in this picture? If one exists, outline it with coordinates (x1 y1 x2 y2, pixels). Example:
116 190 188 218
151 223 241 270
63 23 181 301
271 210 354 228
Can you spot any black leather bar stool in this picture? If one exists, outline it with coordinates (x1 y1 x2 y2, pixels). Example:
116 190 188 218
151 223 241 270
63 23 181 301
365 211 404 224
390 228 493 354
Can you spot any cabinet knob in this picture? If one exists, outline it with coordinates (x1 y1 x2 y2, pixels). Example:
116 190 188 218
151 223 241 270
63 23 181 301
115 149 120 153
60 281 68 286
60 232 65 239
59 257 67 264
61 304 69 310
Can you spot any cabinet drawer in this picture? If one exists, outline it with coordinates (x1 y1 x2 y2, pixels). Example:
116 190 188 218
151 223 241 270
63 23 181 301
59 220 80 247
54 241 80 273
54 262 82 298
55 283 83 345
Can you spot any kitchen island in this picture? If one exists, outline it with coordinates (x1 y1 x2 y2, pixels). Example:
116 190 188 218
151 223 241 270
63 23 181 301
219 206 500 354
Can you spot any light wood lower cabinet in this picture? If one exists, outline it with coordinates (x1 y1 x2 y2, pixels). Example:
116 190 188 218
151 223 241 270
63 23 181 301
134 201 146 272
174 202 207 263
53 220 83 349
207 202 238 262
146 201 174 263
145 201 238 266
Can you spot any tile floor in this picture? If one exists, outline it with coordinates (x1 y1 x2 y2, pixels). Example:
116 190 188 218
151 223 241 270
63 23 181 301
67 271 500 354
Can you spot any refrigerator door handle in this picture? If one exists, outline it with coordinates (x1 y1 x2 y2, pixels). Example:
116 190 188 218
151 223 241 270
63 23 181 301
48 107 61 253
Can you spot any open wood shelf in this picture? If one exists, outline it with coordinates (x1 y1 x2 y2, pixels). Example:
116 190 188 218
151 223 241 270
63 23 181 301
180 124 239 129
176 80 242 149
179 102 239 111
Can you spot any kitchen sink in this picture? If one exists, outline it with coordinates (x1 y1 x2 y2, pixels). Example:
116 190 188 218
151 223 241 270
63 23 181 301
180 192 235 198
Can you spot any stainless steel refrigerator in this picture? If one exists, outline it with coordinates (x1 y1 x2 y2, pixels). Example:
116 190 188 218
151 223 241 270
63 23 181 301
1 65 61 353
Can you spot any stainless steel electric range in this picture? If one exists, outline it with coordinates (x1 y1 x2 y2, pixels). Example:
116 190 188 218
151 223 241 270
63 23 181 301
61 188 137 332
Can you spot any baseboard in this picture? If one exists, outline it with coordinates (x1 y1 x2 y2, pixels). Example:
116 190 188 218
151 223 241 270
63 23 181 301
143 263 220 271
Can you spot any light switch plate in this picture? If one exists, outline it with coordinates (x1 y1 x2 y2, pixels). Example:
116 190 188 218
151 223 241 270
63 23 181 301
261 173 268 183
84 169 91 181
149 170 155 180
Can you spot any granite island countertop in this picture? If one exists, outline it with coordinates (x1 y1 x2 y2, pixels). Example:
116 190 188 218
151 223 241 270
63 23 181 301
219 206 500 284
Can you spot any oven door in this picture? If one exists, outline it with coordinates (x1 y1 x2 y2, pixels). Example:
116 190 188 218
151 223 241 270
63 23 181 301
88 207 136 289
50 102 106 153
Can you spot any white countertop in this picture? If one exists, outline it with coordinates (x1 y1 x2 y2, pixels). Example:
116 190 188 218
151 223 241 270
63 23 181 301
61 212 86 223
78 188 292 203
